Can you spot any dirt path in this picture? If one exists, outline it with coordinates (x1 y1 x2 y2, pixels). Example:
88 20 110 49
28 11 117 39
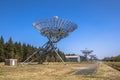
72 62 99 75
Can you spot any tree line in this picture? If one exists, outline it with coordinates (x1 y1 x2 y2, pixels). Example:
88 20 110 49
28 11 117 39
0 36 65 63
103 55 120 62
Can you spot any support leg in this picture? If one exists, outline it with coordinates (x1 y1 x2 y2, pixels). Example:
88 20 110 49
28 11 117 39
54 49 66 65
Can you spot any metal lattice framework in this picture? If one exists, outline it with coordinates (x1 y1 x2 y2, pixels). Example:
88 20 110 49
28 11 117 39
32 16 77 43
22 16 77 64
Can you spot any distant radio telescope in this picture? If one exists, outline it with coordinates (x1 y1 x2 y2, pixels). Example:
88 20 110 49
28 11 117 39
81 48 93 61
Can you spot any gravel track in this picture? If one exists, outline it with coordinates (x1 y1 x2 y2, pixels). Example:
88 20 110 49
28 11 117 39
72 62 99 75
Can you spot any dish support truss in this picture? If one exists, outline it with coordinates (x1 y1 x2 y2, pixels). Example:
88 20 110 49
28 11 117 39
22 40 66 65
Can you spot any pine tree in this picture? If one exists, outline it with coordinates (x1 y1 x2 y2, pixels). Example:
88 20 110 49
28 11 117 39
22 43 30 61
13 42 23 61
4 37 14 59
0 36 5 62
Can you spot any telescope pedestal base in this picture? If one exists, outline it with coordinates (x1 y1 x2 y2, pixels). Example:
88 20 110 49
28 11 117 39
22 45 66 65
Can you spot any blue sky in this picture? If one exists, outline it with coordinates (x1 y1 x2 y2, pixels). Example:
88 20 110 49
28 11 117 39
0 0 120 59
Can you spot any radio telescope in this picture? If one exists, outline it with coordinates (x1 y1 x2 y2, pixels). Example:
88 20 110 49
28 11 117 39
89 54 97 62
81 48 93 61
22 16 77 64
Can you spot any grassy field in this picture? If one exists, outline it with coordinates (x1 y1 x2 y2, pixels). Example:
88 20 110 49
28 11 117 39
105 62 120 71
0 62 120 80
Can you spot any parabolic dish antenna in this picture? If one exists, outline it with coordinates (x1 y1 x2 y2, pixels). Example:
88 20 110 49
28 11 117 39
32 16 77 42
22 16 77 64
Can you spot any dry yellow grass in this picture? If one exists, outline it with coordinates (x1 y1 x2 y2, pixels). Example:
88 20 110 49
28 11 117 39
95 62 120 80
0 62 120 80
